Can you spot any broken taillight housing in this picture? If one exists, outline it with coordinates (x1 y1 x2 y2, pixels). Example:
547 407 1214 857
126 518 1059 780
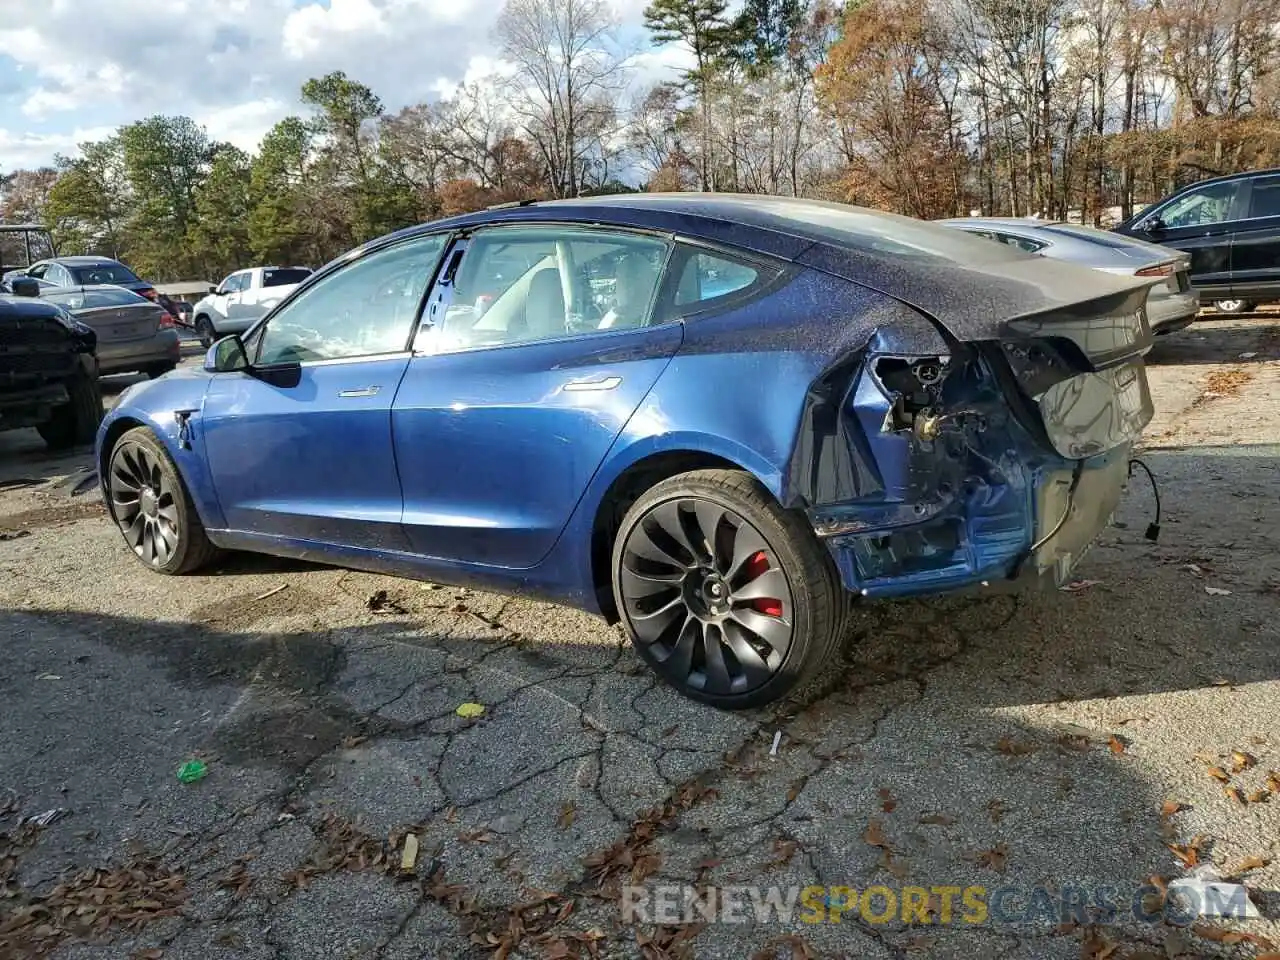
999 338 1082 398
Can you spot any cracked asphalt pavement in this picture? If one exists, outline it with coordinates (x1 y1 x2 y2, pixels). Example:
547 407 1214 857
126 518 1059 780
2 315 1279 959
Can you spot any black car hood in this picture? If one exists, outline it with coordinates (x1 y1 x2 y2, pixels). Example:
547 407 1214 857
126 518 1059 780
798 240 1156 357
0 293 70 322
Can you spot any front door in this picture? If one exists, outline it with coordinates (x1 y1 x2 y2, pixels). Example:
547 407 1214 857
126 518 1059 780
392 224 682 568
201 233 449 549
1136 178 1245 299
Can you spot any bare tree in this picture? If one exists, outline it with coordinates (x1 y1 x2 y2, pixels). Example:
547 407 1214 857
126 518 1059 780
495 0 631 197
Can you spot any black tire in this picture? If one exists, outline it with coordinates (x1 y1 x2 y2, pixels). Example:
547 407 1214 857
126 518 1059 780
1214 299 1256 315
37 368 103 450
105 426 218 575
146 362 177 379
195 315 216 348
611 469 848 710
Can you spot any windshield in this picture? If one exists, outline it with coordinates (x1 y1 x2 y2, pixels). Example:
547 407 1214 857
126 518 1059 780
71 263 140 284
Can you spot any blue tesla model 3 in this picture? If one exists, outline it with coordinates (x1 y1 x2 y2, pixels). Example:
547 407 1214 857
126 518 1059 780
97 195 1155 709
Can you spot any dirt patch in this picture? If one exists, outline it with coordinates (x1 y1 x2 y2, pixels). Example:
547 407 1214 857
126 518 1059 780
189 584 336 631
1196 368 1254 404
0 501 106 535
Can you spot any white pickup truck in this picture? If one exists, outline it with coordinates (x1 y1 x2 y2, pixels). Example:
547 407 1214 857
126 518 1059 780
191 266 313 346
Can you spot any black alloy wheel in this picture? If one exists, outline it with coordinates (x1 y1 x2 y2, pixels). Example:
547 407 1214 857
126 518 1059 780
613 470 847 709
107 427 217 574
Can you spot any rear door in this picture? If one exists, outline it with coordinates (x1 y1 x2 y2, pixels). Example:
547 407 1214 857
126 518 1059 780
1229 173 1280 304
1132 178 1245 298
391 223 681 567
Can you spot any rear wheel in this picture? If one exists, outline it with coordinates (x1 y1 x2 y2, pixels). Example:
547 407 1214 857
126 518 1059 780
37 368 103 450
1214 299 1256 315
612 469 847 710
106 427 218 574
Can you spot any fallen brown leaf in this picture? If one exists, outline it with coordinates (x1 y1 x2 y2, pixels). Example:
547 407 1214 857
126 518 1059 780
878 788 897 813
1159 800 1187 819
1191 923 1276 950
1224 786 1247 805
1247 789 1271 804
1230 750 1258 773
1225 854 1271 880
918 812 956 826
1267 771 1280 794
1108 735 1127 755
976 843 1008 872
785 778 805 804
1207 766 1231 783
1167 838 1204 869
863 818 890 849
996 736 1037 756
770 838 799 867
1080 927 1120 959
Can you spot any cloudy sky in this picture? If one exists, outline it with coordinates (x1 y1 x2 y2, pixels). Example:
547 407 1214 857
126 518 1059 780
0 0 688 171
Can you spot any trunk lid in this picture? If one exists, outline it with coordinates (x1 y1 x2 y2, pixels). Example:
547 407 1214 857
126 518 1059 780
73 303 165 343
800 241 1155 366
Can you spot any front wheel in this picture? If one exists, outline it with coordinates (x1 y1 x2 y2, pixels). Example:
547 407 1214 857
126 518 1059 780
106 427 218 574
37 368 102 450
1214 299 1256 315
612 469 848 710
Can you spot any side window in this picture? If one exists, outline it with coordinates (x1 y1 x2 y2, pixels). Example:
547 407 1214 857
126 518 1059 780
1158 181 1239 228
674 252 759 307
1247 175 1280 219
27 263 48 279
218 273 239 294
419 227 670 354
257 234 447 365
670 246 784 315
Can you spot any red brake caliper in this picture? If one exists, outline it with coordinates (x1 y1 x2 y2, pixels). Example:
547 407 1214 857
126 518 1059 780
743 551 782 617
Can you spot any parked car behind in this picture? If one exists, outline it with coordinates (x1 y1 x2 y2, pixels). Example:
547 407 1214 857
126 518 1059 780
938 217 1199 334
98 195 1155 710
1112 167 1280 314
40 285 181 379
4 256 165 307
191 266 313 346
0 286 103 450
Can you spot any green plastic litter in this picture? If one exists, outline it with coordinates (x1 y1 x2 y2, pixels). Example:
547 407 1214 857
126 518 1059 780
176 760 209 784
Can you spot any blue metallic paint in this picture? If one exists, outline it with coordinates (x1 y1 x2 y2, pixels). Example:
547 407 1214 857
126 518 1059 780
96 197 1155 624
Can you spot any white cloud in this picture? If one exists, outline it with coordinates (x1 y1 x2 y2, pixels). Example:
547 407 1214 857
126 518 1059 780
0 125 117 169
197 98 291 155
0 0 681 169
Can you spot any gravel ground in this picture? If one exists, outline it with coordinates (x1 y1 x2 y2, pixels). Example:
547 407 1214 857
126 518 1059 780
2 313 1279 960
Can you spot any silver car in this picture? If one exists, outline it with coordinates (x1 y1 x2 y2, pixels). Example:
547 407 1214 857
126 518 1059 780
938 218 1199 334
41 285 181 378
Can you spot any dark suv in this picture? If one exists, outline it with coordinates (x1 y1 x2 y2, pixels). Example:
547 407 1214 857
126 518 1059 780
1 277 104 451
1113 167 1280 314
